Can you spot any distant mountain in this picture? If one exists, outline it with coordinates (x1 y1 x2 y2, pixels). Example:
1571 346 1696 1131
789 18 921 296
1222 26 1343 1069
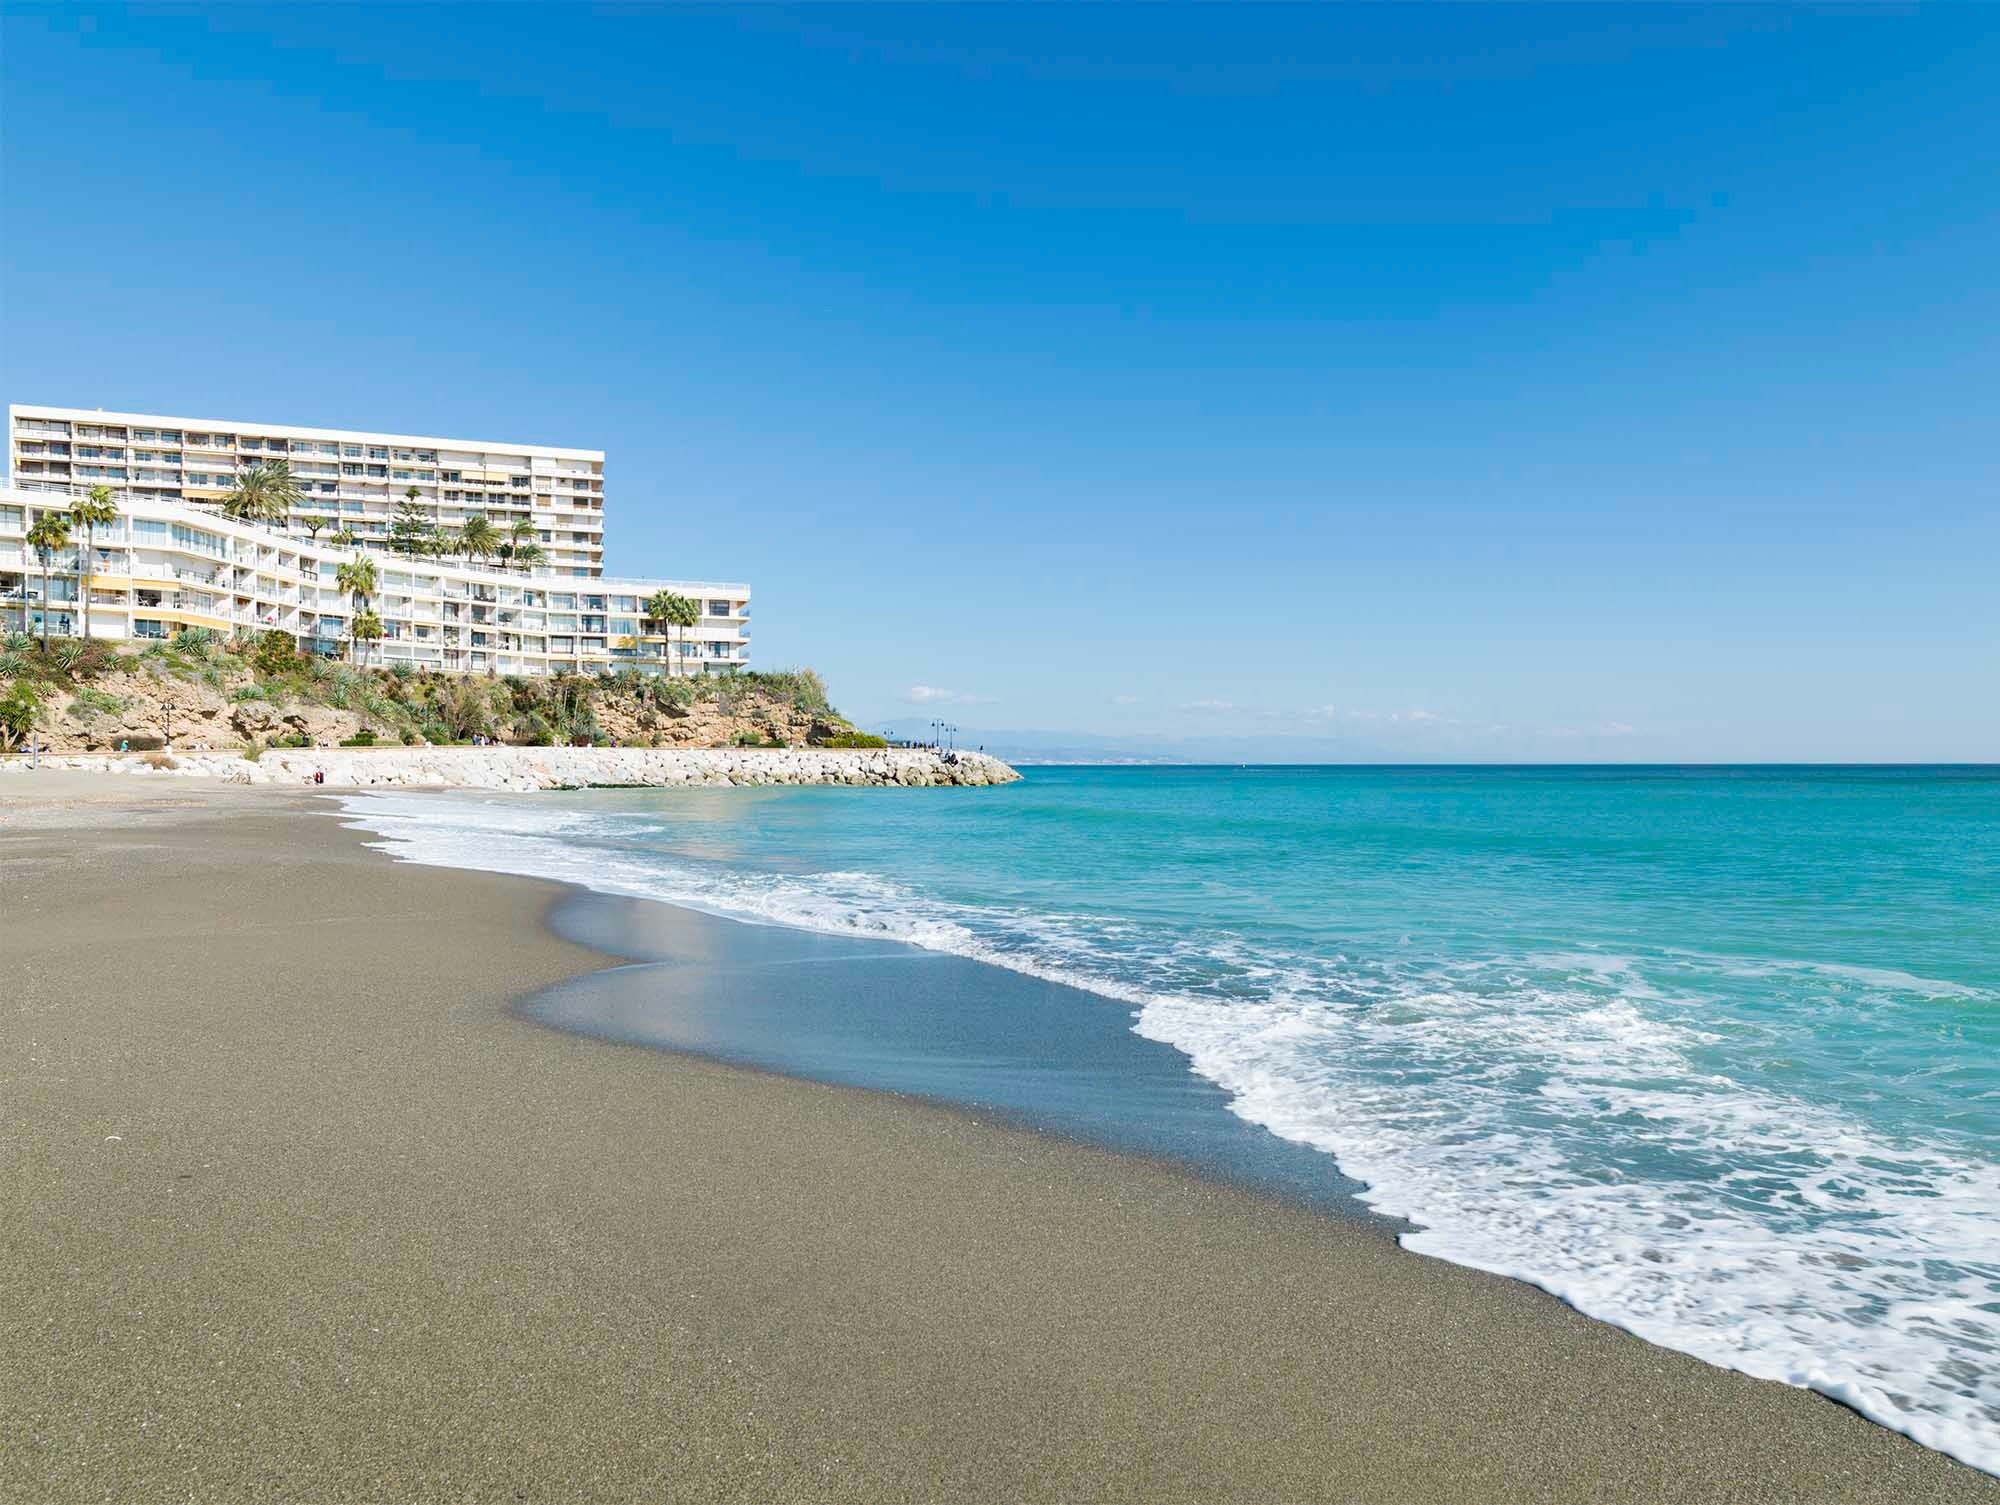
868 719 1405 765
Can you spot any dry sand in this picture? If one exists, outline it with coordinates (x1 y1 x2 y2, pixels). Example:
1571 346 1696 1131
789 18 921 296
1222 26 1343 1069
2 772 1994 1503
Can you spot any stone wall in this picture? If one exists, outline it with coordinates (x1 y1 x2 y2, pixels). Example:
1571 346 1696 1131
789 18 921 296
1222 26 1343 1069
0 746 1022 793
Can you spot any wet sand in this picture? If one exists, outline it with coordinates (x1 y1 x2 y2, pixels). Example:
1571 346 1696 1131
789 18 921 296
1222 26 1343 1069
2 773 1993 1502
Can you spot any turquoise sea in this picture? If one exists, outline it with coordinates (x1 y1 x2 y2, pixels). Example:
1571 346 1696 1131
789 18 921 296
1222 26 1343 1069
341 765 2000 1472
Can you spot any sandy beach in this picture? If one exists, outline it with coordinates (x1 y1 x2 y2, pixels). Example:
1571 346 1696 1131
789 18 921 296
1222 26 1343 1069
2 772 1993 1504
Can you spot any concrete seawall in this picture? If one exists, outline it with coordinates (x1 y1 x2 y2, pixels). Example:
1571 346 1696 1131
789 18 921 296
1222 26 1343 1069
0 746 1021 793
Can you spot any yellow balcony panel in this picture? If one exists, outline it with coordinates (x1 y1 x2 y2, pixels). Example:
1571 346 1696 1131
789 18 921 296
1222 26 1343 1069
182 487 231 499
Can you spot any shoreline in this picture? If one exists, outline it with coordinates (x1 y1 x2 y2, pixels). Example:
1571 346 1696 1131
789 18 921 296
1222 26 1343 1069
519 885 1398 1229
3 773 1994 1501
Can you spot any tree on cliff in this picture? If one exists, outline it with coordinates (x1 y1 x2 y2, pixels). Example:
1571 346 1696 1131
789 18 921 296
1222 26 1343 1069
646 590 699 677
348 610 384 668
336 556 379 645
67 486 121 642
25 511 71 650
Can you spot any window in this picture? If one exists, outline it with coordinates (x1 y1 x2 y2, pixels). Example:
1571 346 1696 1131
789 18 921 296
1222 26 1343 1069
366 465 387 478
342 444 362 458
368 446 388 460
709 600 731 616
134 619 167 640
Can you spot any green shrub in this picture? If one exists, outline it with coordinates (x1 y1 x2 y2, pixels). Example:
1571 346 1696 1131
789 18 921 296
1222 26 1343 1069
241 742 263 762
67 685 126 719
274 732 313 749
819 732 888 749
251 629 298 677
0 681 42 750
229 684 271 703
400 729 421 745
338 729 378 748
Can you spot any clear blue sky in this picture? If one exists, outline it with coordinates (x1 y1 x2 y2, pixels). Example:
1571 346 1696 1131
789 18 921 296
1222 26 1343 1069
3 5 1994 759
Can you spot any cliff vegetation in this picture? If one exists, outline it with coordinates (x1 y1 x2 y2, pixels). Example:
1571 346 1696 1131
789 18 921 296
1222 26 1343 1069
0 628 888 756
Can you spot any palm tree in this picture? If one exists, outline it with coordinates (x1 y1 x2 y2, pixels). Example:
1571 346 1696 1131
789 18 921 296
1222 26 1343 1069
645 589 677 676
336 555 379 612
511 540 546 575
298 515 327 544
222 459 302 525
331 528 359 548
348 610 384 668
664 592 700 677
335 554 378 664
67 485 120 642
25 512 71 650
497 516 534 571
454 513 500 569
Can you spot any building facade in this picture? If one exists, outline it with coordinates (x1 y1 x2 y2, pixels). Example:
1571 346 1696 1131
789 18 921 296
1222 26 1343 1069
2 404 749 677
11 404 610 577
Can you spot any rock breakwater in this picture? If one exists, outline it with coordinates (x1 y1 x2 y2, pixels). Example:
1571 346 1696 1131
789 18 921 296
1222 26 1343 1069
0 746 1020 793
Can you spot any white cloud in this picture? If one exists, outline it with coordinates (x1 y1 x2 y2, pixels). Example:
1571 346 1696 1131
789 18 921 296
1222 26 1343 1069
904 685 992 706
1550 720 1641 740
1181 698 1236 712
1111 694 1143 706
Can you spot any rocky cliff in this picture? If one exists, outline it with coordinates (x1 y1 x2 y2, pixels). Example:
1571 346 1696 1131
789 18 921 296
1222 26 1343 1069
1 632 885 757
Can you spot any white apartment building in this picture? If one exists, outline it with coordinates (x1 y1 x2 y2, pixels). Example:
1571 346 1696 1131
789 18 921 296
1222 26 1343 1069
11 403 609 577
2 405 750 677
